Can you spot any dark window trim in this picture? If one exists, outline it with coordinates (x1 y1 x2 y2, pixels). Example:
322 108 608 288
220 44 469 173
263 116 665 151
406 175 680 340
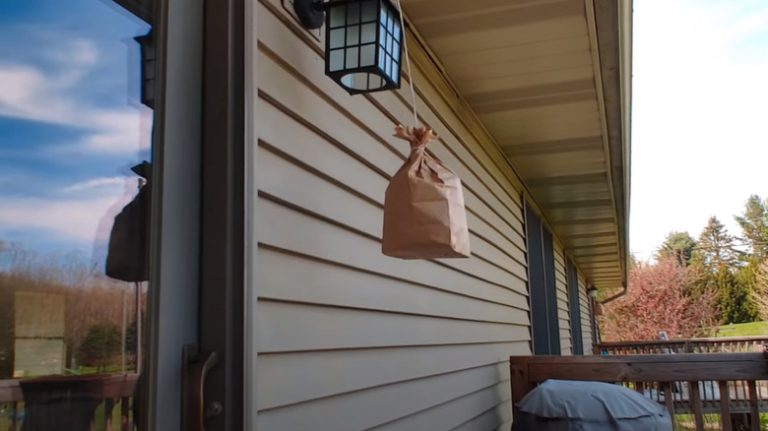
566 260 584 355
524 201 560 356
199 0 245 429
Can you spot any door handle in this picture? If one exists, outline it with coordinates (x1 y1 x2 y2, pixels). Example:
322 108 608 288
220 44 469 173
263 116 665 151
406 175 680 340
182 345 220 431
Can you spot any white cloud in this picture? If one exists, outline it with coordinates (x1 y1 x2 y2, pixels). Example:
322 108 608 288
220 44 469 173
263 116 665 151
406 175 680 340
60 176 132 193
0 37 151 155
0 193 134 243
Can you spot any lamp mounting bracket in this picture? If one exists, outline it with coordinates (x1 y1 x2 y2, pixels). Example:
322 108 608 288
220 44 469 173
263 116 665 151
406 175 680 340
294 0 326 29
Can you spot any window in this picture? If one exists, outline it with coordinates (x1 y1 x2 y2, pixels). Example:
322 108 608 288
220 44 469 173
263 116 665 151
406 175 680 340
567 260 584 354
524 202 560 355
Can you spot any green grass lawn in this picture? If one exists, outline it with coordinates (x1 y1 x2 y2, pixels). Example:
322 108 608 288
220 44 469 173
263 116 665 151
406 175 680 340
716 321 768 337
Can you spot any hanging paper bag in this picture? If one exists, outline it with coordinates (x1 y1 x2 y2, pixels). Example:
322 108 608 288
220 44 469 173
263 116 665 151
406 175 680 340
382 125 471 259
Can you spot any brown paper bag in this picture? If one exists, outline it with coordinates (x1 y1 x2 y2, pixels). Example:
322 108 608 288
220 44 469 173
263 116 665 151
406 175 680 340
382 125 471 259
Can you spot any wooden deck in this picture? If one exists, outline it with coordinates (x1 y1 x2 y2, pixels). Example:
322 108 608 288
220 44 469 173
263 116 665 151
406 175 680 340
510 353 768 431
595 336 768 355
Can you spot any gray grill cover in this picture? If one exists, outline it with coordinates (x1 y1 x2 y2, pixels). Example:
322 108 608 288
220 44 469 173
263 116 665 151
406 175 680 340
512 380 672 431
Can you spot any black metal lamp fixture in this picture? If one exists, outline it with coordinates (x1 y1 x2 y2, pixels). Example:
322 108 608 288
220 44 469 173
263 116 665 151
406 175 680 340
294 0 404 94
587 286 598 299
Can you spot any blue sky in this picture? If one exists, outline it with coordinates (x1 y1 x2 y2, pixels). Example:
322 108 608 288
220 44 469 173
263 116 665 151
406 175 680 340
631 0 768 260
0 0 151 260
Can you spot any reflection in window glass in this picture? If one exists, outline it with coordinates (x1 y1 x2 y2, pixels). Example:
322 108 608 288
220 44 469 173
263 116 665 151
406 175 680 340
0 0 153 429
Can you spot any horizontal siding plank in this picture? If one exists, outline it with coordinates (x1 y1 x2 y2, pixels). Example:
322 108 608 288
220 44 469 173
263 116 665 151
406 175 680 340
256 197 529 308
555 244 572 354
371 383 510 431
579 276 593 349
256 301 529 352
256 190 528 300
256 362 509 431
454 403 512 431
257 342 526 410
257 248 529 326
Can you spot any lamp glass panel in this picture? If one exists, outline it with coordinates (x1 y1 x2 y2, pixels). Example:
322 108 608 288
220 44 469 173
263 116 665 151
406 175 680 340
345 46 359 68
360 43 376 67
346 25 359 45
379 47 386 69
379 24 386 47
392 62 399 82
329 49 344 71
361 23 376 44
330 5 346 28
347 2 360 24
329 28 345 49
361 0 377 22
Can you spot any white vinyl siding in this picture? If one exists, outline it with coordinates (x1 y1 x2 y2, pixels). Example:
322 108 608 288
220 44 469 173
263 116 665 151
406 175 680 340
248 1 537 429
553 242 572 355
578 275 594 353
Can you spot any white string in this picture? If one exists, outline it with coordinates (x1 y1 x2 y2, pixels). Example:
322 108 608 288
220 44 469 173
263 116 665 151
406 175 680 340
394 0 418 127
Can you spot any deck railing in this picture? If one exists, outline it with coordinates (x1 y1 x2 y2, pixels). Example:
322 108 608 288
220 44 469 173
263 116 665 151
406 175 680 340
0 374 137 431
594 336 768 355
510 353 768 431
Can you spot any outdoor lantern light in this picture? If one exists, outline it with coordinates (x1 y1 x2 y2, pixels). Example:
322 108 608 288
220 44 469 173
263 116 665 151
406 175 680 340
587 286 599 299
294 0 404 94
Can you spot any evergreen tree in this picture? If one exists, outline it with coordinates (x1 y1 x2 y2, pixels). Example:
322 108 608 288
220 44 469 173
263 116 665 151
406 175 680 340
658 231 697 266
695 216 739 270
718 265 758 324
78 323 121 371
735 195 768 260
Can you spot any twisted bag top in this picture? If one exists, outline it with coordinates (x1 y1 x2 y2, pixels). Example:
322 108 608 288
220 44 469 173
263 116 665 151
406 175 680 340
381 125 471 259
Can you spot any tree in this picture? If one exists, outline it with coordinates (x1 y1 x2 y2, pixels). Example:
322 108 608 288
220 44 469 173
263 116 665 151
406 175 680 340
78 323 121 371
718 265 758 324
751 259 768 321
735 195 768 260
657 231 697 266
695 216 739 270
600 258 719 341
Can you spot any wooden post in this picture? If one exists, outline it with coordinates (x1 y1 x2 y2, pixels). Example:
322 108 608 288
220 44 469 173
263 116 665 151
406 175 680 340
718 380 732 431
748 380 760 431
689 381 704 431
10 402 17 431
662 381 676 430
105 398 115 431
121 395 130 431
509 359 534 421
